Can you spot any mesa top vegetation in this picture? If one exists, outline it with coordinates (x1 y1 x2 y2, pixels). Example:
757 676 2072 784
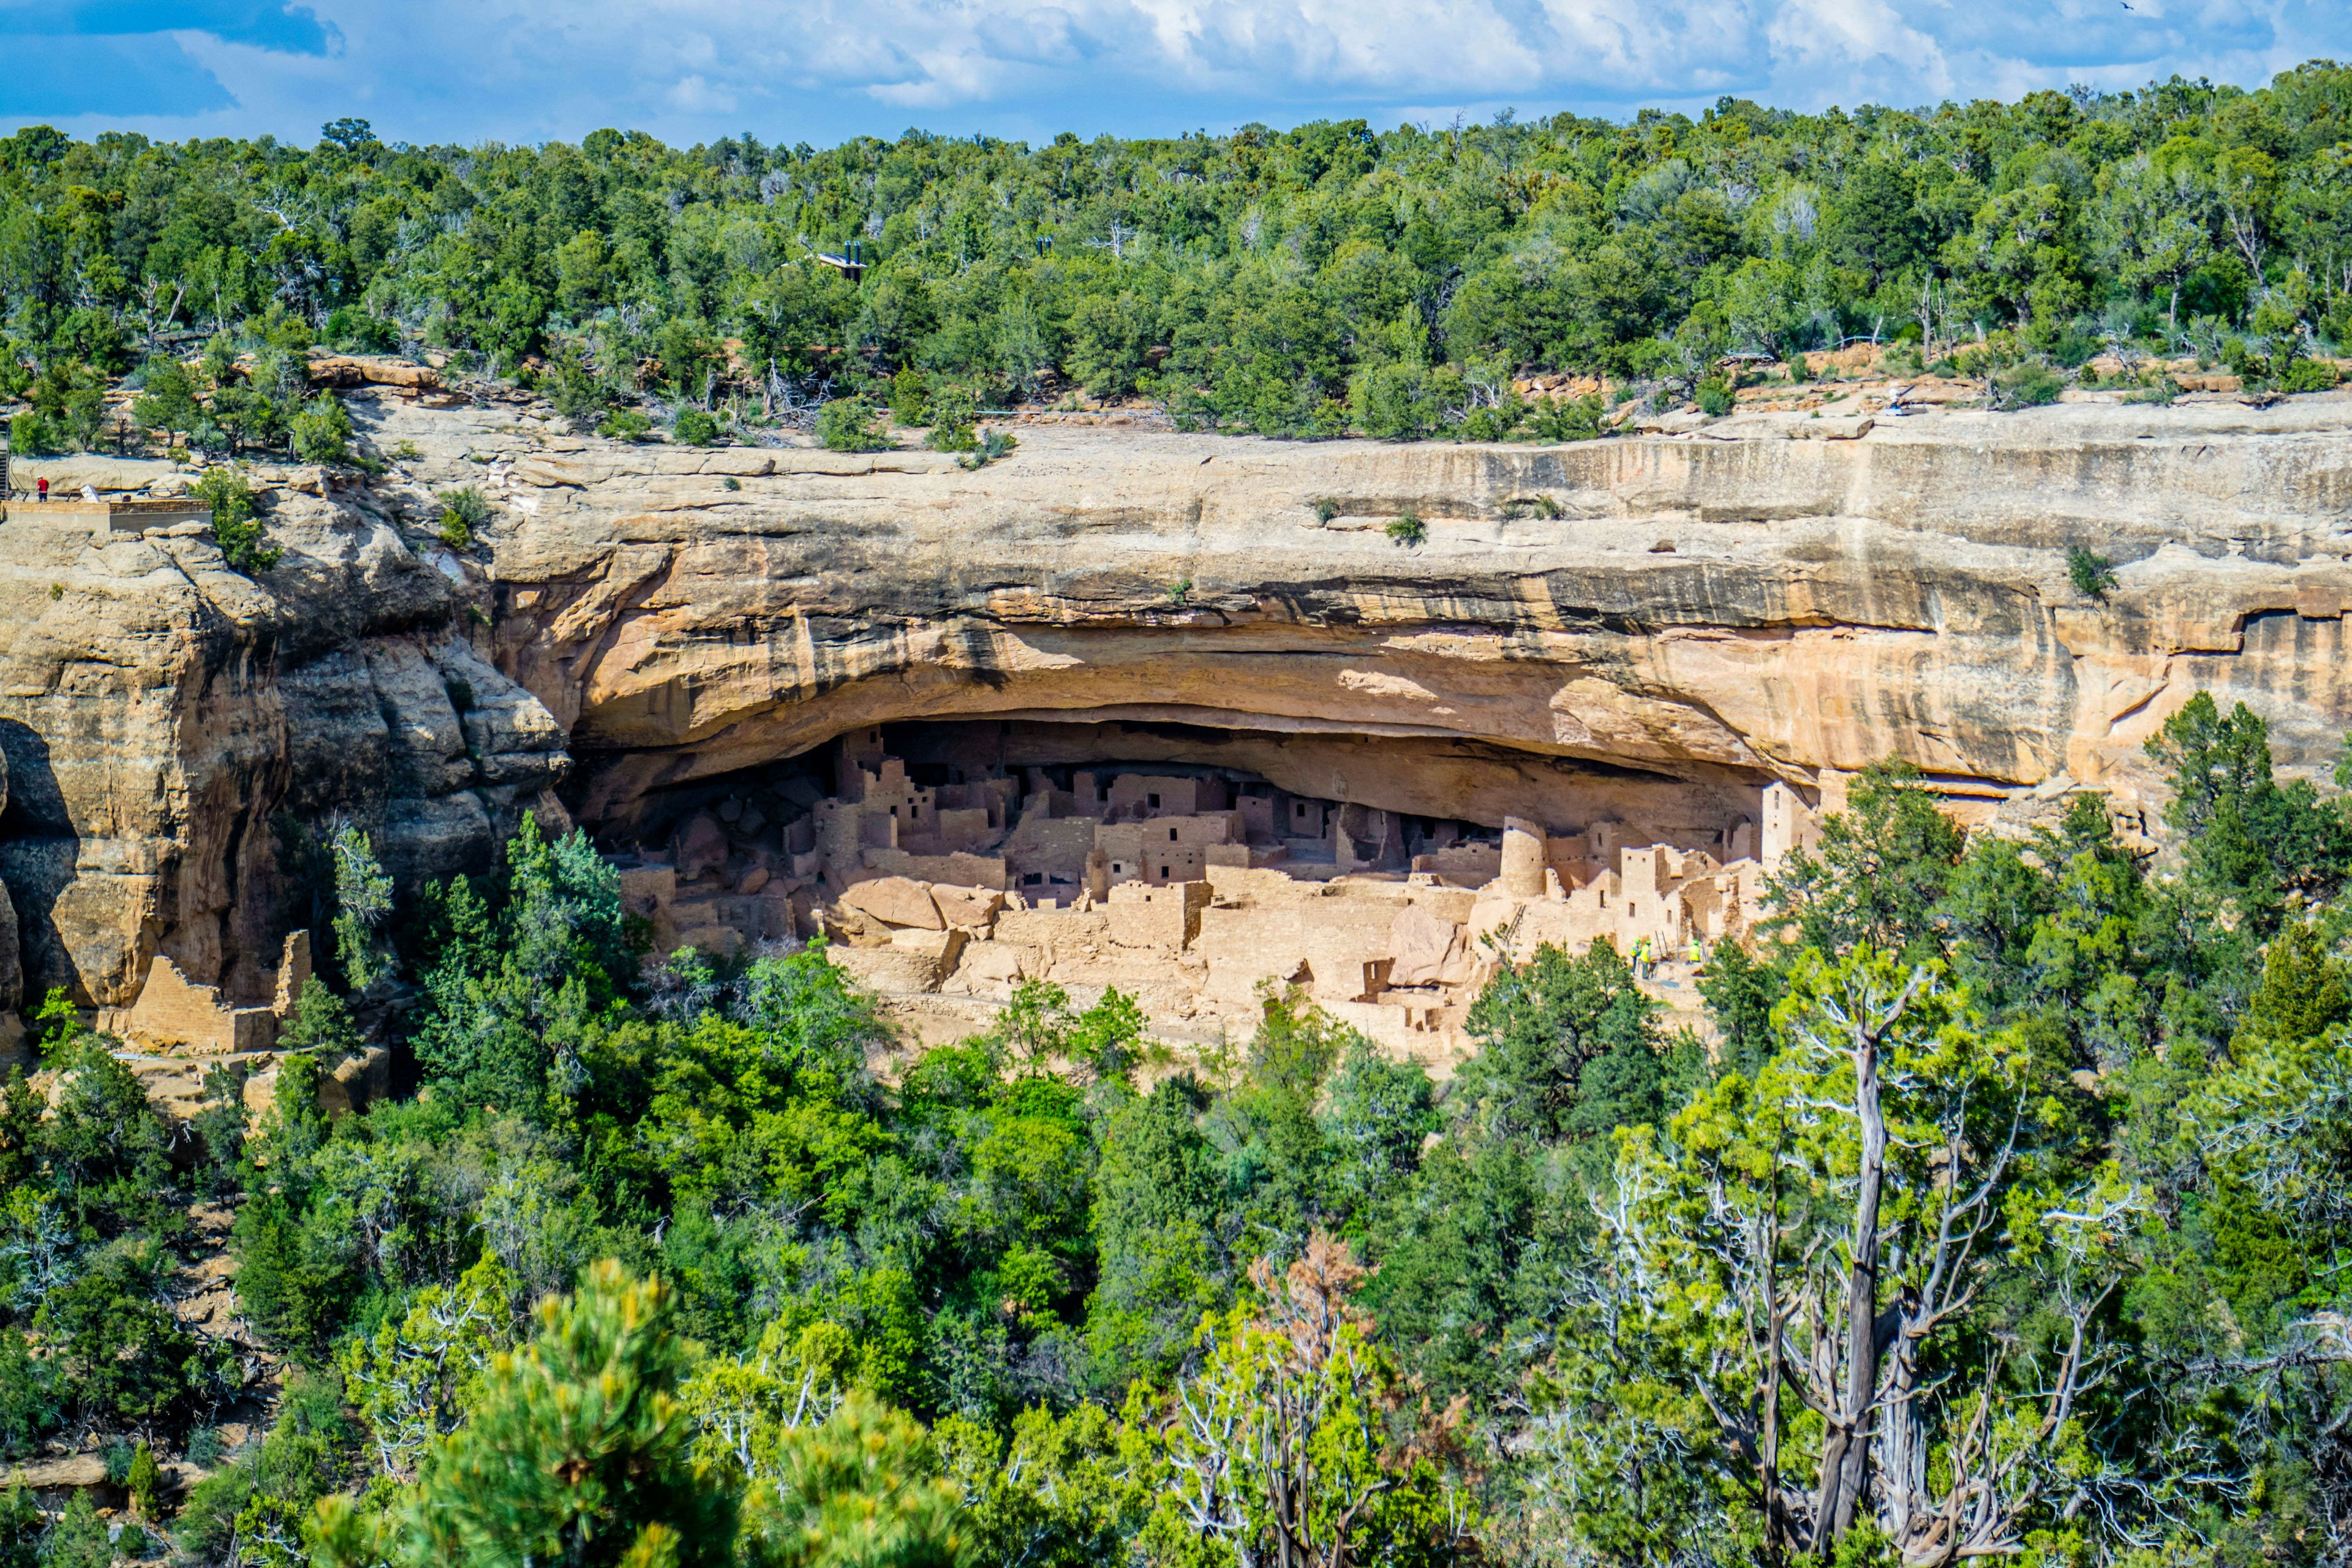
5 64 2352 442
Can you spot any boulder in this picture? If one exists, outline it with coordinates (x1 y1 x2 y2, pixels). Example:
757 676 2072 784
840 876 944 930
306 355 443 391
1387 902 1461 987
931 884 1006 929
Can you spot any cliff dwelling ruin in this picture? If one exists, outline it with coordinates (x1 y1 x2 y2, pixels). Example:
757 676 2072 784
24 392 2352 1086
595 718 1821 1062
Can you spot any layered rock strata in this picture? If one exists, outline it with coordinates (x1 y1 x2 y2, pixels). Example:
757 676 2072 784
6 385 2352 1029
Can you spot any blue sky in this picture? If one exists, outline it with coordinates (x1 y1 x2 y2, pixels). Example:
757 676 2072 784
4 0 2349 148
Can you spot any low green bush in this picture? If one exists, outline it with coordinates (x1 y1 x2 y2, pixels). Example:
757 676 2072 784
289 394 352 464
2067 545 2118 600
2279 357 2341 393
818 395 891 453
597 407 654 442
191 467 281 573
1992 360 2065 408
437 484 492 548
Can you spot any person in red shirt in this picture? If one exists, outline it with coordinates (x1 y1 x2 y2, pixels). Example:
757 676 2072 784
34 477 47 503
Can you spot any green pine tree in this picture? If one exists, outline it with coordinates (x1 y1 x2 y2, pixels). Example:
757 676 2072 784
317 1262 734 1568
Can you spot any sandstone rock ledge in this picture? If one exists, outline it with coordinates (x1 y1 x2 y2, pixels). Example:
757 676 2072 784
5 389 2352 1026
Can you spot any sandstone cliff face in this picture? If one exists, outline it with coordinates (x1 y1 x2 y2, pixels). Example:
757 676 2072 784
0 450 566 1008
7 388 2352 1009
460 397 2352 824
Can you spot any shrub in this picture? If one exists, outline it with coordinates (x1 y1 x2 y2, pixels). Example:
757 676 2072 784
6 410 61 457
42 1494 108 1568
818 395 890 453
1385 511 1427 547
280 974 361 1057
1526 396 1604 443
132 357 200 432
192 1063 247 1199
30 985 79 1055
37 1240 216 1427
889 367 930 427
954 429 1017 470
924 387 978 451
1458 398 1524 442
672 407 720 445
1349 361 1445 439
597 407 654 442
437 484 492 548
2279 357 2342 394
289 394 352 463
175 1379 349 1566
200 334 239 383
314 1263 736 1568
2067 546 2119 601
1694 377 1734 416
323 307 398 353
190 466 281 574
127 1441 162 1518
1992 360 2065 409
548 349 607 423
0 1330 58 1461
0 1481 40 1568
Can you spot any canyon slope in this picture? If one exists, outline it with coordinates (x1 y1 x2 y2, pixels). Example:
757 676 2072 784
6 385 2352 1019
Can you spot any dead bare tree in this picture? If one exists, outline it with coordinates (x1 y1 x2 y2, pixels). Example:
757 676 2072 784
1590 954 2155 1568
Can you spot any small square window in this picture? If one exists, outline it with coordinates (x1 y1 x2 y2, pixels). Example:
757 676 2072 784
1168 827 1178 841
1148 793 1161 809
1160 866 1170 878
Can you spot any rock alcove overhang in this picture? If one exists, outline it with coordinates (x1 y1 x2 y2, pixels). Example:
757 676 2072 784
564 700 1782 855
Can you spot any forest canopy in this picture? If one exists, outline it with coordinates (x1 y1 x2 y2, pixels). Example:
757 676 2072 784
8 696 2352 1568
7 63 2352 444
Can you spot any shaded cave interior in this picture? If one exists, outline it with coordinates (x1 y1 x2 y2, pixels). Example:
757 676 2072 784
86 712 1817 1070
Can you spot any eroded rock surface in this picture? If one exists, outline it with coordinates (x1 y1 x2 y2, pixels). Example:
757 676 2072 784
9 386 2352 1011
0 436 567 1007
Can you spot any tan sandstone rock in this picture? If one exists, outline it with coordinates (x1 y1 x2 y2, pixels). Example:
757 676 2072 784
15 392 2352 1016
840 876 944 930
931 884 1006 929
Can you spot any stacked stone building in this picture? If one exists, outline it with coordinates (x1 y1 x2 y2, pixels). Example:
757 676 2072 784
609 729 1821 1067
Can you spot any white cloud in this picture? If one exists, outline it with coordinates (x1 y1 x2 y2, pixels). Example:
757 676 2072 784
9 0 2350 146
